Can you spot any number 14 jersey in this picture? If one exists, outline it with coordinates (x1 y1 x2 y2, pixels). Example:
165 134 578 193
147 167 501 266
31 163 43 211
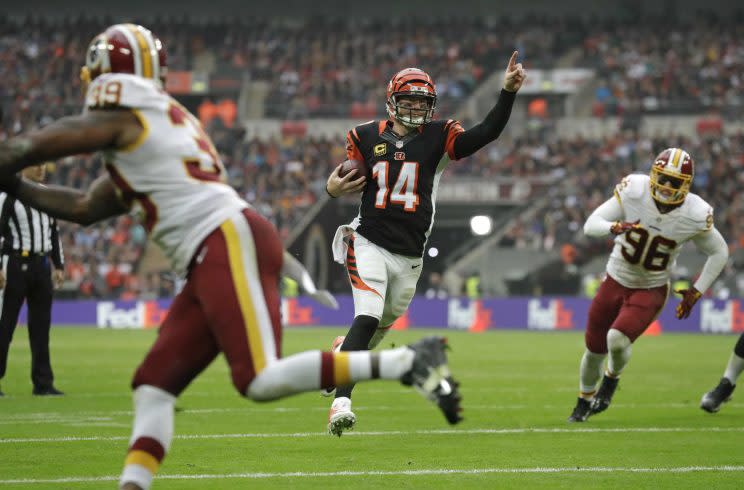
608 173 714 289
345 119 464 258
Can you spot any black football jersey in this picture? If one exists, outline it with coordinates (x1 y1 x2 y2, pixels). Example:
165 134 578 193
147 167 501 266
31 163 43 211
346 119 464 257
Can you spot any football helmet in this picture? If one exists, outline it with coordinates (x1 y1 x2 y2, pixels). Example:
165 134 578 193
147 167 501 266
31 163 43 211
649 147 694 205
386 68 437 128
80 24 167 88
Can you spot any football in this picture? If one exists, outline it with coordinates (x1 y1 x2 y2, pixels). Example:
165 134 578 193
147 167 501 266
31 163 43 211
339 159 368 180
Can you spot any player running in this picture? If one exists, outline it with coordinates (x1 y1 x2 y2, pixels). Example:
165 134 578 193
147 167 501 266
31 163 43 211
0 24 462 490
567 148 729 422
323 52 526 436
700 332 744 413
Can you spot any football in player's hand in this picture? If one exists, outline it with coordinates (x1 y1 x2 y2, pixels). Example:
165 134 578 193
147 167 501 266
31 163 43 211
339 159 368 180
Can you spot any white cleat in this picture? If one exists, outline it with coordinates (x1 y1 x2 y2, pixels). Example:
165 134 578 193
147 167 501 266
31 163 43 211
321 336 346 397
328 396 356 437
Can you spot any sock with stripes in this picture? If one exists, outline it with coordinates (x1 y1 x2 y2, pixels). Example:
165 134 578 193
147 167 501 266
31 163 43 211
119 385 175 490
246 347 414 402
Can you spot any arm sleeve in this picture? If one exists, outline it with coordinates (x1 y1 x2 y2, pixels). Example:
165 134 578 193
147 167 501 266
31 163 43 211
50 218 64 269
691 227 729 293
583 196 624 237
346 129 363 161
450 89 517 160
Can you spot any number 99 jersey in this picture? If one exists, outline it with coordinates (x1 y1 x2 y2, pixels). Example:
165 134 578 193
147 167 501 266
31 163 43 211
84 73 247 274
608 174 714 288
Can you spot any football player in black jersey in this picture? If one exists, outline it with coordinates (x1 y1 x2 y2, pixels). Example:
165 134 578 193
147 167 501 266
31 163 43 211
700 332 744 413
323 51 526 436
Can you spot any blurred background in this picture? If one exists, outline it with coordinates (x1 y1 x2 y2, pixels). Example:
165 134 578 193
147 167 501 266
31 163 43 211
2 0 743 304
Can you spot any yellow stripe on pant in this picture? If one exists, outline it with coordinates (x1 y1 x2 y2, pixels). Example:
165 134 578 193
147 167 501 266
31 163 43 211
221 218 267 374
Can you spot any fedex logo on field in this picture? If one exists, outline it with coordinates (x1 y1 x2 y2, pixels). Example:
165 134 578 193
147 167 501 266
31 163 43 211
527 299 573 330
700 300 744 333
96 301 169 329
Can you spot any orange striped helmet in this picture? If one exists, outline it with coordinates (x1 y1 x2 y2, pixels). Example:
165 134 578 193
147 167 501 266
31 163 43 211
81 24 167 87
386 68 437 128
649 147 694 205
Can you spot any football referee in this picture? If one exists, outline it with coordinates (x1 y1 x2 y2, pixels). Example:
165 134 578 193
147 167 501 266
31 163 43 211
0 164 65 396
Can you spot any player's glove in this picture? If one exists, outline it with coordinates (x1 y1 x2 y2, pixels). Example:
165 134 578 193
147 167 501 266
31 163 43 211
675 287 702 319
610 220 640 235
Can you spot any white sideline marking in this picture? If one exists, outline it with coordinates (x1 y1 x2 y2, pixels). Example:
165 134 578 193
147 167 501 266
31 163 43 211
1 401 736 422
2 466 744 484
3 426 744 444
0 386 577 399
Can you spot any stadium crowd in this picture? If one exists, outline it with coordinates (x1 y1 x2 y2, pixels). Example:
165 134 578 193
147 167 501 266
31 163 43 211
581 12 744 117
2 14 743 299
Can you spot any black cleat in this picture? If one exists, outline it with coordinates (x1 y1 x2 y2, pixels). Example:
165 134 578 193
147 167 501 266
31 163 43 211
700 377 735 413
0 384 4 397
33 386 64 396
590 375 619 415
567 397 593 422
401 336 463 425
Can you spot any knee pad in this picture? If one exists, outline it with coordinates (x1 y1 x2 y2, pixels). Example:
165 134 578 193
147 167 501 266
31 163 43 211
607 328 631 352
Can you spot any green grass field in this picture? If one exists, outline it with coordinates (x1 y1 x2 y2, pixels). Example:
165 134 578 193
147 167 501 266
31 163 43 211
0 327 742 489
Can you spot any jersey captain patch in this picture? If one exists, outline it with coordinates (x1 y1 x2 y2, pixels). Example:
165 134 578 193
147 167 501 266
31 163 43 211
343 119 463 257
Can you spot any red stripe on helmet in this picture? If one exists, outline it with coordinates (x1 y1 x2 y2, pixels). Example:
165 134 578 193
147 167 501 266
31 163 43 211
105 28 137 76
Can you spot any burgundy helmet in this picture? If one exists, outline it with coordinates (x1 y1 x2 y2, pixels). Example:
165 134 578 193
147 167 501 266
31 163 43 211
81 24 167 86
649 147 694 205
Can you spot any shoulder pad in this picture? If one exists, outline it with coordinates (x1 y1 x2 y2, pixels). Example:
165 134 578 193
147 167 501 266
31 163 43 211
84 73 165 111
684 193 714 231
614 174 648 204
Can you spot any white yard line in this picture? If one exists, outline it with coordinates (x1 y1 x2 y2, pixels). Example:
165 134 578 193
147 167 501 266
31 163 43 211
1 401 735 422
3 426 744 444
2 465 744 485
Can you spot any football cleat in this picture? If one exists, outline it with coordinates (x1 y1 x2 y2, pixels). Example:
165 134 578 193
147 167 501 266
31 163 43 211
321 336 346 397
401 336 463 425
327 397 356 437
700 377 736 413
590 375 619 415
567 397 593 422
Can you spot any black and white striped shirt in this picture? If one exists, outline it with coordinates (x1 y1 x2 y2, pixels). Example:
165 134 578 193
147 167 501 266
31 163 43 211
0 192 64 268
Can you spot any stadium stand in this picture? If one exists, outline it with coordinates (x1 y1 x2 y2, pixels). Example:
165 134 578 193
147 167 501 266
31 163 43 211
1 14 742 298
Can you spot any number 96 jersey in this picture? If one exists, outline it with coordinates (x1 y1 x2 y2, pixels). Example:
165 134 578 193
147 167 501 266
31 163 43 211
84 73 247 274
608 174 714 288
